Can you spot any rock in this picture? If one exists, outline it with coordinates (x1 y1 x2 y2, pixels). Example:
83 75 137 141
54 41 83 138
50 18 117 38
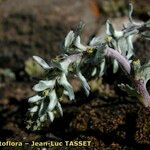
70 97 150 148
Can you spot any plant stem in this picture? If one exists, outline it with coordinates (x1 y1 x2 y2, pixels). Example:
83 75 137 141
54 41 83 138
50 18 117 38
64 53 82 64
63 47 150 109
105 47 131 74
134 79 150 108
105 47 150 108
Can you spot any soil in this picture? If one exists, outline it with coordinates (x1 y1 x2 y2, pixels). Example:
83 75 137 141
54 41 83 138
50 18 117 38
0 0 150 150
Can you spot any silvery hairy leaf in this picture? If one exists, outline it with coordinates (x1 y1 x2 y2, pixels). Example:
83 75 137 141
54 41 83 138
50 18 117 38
129 3 133 23
51 61 62 71
117 35 134 59
52 58 71 74
113 59 119 73
99 59 106 76
38 99 50 117
28 95 44 103
117 38 126 55
126 35 134 59
141 31 150 40
64 30 75 48
47 111 55 122
38 101 44 117
33 80 55 92
106 20 114 36
89 36 104 46
58 73 75 100
52 62 69 74
74 36 87 51
118 83 140 97
57 102 63 116
48 89 58 111
91 67 97 76
142 70 150 85
52 54 82 74
106 20 123 39
33 56 52 70
145 20 150 28
60 60 71 73
28 106 38 113
63 90 69 96
40 114 46 122
94 45 106 63
75 60 90 96
77 69 90 96
138 61 150 86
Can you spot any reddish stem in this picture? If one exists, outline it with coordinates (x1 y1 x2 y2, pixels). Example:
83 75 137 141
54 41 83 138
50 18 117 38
105 47 150 108
105 47 131 74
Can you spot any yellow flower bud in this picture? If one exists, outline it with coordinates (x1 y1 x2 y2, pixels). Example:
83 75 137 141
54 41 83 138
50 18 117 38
87 47 94 54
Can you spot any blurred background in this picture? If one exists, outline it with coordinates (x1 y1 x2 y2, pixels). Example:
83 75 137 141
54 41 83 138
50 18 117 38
0 0 150 149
